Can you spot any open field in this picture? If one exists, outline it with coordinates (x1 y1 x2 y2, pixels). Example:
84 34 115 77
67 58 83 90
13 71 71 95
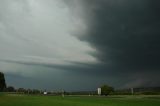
0 94 160 106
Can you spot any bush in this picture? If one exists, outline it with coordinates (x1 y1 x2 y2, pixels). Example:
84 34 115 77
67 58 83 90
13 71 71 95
101 85 114 96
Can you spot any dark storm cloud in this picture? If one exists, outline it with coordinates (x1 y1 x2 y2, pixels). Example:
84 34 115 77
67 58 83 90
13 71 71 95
61 0 160 88
1 0 160 90
77 0 160 72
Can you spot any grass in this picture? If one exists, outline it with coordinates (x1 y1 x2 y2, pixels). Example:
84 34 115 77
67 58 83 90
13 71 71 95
0 94 160 106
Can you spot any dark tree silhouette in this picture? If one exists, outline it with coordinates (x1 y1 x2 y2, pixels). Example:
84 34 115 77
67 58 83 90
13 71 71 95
7 86 15 92
101 85 114 96
0 72 6 91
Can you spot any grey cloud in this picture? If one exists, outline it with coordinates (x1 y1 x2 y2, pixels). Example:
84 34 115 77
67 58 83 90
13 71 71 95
77 0 160 70
65 0 160 87
1 0 160 90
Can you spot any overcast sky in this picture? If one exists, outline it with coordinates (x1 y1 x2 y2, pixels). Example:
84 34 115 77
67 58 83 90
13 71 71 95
0 0 160 91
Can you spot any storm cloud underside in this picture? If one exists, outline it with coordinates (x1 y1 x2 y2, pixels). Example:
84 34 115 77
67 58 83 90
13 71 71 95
0 0 160 90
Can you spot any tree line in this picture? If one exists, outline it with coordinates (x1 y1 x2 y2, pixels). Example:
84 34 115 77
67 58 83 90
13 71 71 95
1 72 159 95
0 72 43 94
0 72 115 95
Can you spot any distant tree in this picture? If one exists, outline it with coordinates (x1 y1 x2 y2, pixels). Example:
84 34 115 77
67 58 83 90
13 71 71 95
0 72 6 91
32 89 41 94
101 85 114 96
17 88 26 93
6 86 15 92
25 89 32 94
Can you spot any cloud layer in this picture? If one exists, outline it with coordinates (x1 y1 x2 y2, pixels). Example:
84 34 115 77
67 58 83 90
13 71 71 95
65 0 160 88
0 0 160 90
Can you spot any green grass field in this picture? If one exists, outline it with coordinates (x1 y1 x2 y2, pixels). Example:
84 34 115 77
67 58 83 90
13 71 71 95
0 94 160 106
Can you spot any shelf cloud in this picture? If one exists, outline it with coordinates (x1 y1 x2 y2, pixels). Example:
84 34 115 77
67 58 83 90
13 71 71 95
0 0 160 90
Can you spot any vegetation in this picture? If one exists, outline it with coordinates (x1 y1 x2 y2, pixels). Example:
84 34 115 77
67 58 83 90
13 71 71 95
0 72 6 91
6 86 15 92
0 94 160 106
101 85 114 96
0 72 160 106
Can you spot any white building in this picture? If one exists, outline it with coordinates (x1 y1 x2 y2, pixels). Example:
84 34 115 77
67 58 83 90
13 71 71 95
43 92 47 95
97 88 101 95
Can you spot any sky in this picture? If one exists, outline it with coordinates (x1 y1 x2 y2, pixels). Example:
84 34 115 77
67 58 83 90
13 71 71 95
0 0 160 91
